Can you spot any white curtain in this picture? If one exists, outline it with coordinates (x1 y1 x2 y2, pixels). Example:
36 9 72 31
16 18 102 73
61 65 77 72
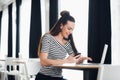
19 0 31 58
0 8 9 58
0 2 17 58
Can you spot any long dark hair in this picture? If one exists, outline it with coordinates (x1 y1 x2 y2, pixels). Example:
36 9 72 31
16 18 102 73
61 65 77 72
38 10 78 57
50 10 78 54
50 10 75 36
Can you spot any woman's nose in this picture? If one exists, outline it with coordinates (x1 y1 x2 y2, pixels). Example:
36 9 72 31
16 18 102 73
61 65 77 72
69 30 73 34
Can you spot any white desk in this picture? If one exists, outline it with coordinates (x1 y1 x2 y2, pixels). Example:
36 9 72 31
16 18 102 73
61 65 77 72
53 63 99 70
53 63 106 80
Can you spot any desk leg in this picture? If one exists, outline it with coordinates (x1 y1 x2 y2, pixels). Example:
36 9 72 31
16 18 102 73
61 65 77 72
83 70 90 80
83 69 98 80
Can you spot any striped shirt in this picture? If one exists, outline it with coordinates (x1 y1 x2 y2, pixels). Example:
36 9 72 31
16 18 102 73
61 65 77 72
39 33 74 77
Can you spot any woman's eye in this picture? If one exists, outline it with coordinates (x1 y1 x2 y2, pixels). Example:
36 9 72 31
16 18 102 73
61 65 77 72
68 28 71 30
67 28 73 31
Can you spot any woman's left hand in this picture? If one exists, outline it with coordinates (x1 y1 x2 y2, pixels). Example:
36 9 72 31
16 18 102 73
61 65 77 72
76 56 92 64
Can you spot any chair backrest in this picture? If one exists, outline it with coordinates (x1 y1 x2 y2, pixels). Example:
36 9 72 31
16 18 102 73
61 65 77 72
97 65 120 80
5 57 19 72
4 57 29 80
3 57 21 80
0 60 5 70
26 58 40 77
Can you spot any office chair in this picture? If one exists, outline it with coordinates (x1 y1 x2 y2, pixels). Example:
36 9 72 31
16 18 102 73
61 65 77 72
97 65 120 80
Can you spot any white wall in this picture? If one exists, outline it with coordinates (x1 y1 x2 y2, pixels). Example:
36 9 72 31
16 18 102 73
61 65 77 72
111 0 120 64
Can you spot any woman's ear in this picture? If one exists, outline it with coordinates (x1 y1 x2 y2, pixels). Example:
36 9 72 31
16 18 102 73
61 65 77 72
60 26 63 29
60 24 63 29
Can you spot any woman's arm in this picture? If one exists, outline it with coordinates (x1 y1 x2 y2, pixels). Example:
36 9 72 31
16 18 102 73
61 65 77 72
39 52 80 66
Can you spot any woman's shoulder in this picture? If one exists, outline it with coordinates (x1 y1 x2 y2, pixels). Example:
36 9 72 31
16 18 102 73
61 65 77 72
42 33 54 41
43 33 52 38
41 33 55 43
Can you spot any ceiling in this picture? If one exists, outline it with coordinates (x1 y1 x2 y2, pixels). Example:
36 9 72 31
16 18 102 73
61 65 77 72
0 0 15 11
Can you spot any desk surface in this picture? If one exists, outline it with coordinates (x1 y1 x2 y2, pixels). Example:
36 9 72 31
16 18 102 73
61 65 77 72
53 63 100 70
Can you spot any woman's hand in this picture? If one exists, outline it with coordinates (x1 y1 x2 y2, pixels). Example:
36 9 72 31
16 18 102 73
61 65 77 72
66 54 80 63
76 56 92 64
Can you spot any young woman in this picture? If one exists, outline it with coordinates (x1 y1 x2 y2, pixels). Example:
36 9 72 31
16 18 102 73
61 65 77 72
35 10 92 80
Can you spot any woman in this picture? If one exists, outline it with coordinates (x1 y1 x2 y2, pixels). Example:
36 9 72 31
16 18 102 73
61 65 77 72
35 10 92 80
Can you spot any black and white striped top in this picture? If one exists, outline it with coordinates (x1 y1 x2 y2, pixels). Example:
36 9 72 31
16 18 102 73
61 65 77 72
39 33 74 77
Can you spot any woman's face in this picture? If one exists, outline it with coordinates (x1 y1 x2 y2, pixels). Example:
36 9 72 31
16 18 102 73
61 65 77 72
61 21 75 38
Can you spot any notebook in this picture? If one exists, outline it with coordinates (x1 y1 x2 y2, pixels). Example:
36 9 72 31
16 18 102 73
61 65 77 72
81 44 108 65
